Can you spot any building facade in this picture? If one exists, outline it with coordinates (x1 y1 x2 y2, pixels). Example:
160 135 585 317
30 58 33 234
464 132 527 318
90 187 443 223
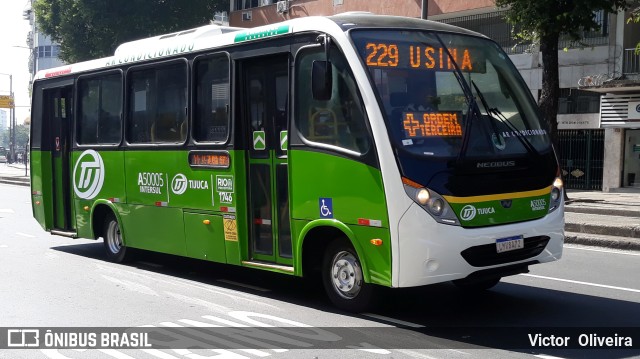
229 0 640 191
23 2 66 80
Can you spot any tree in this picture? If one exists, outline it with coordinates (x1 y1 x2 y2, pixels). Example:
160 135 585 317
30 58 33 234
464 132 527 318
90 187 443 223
34 0 229 63
494 0 631 148
629 7 640 54
14 124 30 150
0 127 8 148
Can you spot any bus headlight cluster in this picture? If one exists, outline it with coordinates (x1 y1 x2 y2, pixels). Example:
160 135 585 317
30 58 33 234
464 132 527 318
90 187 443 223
548 177 563 213
403 182 459 226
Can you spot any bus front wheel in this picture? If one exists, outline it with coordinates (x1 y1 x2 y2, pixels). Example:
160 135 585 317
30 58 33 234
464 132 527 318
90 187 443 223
103 214 130 263
322 240 373 312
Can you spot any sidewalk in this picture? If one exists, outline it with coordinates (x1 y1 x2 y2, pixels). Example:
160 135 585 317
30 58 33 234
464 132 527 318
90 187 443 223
0 162 30 186
1 166 638 250
564 189 640 250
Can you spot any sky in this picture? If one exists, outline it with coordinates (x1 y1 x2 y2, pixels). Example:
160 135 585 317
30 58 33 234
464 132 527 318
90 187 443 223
0 0 33 128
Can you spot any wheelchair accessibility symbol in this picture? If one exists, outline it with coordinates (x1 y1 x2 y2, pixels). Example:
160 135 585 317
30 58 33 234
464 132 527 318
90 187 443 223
319 198 333 218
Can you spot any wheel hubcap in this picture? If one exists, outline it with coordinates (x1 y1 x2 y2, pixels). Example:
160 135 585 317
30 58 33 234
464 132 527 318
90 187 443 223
106 221 122 254
330 251 363 299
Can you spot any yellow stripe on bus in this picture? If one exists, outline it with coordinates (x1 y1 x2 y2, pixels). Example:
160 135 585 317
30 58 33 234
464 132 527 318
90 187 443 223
442 186 552 204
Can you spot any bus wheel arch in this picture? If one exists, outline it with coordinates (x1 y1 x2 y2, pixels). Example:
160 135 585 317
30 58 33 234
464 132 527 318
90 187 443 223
91 203 131 263
299 223 374 312
323 239 375 312
299 222 368 282
91 204 113 240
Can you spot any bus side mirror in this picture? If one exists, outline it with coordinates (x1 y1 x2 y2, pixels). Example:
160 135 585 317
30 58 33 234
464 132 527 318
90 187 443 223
312 60 332 101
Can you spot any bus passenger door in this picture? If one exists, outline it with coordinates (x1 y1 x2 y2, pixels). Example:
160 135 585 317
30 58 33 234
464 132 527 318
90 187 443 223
241 55 292 266
44 86 74 232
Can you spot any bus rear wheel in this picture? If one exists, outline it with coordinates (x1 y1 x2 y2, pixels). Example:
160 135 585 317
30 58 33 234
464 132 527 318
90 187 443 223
322 240 373 312
103 214 130 263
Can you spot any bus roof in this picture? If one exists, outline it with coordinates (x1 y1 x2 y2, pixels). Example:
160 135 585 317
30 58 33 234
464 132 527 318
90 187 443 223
33 14 486 81
328 13 485 38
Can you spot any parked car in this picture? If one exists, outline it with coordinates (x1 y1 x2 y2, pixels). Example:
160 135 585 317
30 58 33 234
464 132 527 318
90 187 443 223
0 155 6 163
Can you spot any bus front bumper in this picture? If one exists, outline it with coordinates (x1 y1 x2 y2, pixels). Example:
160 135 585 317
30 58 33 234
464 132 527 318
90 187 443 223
394 202 564 288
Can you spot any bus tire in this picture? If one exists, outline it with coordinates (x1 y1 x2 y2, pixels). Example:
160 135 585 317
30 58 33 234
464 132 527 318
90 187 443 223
322 240 373 312
103 213 130 263
452 277 500 291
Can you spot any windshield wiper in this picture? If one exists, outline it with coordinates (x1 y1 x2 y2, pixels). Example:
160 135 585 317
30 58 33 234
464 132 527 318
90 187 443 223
433 37 475 163
470 80 538 157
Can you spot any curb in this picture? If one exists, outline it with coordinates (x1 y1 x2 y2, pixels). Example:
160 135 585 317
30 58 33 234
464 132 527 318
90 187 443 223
564 231 640 251
565 206 640 218
565 222 640 239
0 178 30 187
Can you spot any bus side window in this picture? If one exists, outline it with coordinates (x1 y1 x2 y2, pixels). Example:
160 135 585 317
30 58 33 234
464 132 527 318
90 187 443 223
128 69 154 144
295 45 370 154
128 62 187 144
77 73 122 145
194 54 230 143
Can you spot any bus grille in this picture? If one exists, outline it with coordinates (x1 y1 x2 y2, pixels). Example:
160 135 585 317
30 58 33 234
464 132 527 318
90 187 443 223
460 236 550 267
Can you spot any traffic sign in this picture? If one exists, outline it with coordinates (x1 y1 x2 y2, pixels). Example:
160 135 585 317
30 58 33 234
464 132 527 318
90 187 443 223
0 95 14 109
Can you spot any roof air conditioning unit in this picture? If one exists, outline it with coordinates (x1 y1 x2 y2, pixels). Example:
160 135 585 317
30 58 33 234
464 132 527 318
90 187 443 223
276 1 289 14
242 11 252 21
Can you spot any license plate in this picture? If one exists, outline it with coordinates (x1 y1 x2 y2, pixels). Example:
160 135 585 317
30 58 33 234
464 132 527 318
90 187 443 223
496 235 524 253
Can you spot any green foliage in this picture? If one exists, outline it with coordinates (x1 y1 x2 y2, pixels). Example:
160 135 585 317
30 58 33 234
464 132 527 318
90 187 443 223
15 125 30 149
0 125 29 150
495 0 631 45
34 0 229 63
629 8 640 54
0 127 8 148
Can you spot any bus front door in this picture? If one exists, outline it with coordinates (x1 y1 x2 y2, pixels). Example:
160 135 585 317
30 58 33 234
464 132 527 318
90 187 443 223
44 86 74 232
241 55 292 266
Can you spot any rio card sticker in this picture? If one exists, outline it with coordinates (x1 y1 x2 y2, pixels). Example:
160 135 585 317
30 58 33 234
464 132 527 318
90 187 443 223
223 214 238 242
217 175 234 205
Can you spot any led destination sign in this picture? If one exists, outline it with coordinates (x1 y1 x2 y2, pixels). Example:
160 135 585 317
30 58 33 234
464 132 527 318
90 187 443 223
188 151 230 169
365 43 485 73
403 111 463 138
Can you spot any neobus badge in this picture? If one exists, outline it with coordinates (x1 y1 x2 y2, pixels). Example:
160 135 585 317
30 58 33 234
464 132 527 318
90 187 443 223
73 150 105 200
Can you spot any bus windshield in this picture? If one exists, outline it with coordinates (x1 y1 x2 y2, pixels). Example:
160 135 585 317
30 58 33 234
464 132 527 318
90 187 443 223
351 30 551 159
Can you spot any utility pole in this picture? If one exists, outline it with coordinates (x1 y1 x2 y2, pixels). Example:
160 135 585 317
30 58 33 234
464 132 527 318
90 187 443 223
421 0 428 19
0 73 14 163
11 76 15 164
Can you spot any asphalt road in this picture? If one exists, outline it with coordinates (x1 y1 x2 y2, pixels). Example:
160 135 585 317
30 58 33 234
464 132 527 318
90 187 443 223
0 183 639 359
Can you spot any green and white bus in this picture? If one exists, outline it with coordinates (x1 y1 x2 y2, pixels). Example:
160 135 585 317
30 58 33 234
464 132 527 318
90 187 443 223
30 13 564 311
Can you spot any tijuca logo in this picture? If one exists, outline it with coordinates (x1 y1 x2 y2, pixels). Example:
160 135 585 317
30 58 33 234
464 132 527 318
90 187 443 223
73 150 105 200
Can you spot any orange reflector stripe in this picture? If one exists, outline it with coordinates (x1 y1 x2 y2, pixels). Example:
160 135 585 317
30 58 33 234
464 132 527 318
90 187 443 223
402 177 423 188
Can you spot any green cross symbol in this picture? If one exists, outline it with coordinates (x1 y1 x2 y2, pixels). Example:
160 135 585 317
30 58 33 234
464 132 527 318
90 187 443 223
253 131 266 150
280 131 288 151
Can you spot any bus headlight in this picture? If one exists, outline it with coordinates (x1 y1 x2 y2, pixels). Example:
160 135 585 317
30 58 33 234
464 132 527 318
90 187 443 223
416 189 430 205
429 198 444 216
403 179 459 226
548 177 563 213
